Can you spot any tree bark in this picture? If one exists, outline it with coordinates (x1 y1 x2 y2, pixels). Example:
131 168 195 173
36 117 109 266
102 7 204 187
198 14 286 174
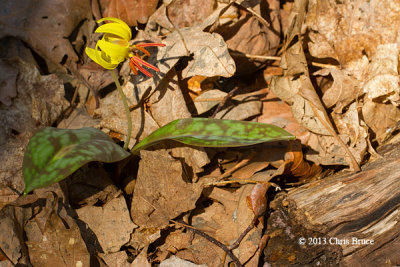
264 143 400 266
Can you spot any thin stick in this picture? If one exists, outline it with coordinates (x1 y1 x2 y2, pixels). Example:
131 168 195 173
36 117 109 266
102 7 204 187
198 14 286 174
233 0 270 28
66 62 100 108
171 220 243 267
230 52 339 69
229 216 258 250
194 88 268 103
205 180 280 190
217 153 254 180
110 70 132 150
211 84 240 118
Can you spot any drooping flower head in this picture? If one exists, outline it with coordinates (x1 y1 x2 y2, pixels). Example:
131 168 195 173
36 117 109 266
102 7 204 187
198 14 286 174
85 17 165 77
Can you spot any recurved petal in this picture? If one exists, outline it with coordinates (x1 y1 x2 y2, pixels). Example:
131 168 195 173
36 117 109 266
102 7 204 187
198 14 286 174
85 47 118 70
96 17 132 41
97 38 129 63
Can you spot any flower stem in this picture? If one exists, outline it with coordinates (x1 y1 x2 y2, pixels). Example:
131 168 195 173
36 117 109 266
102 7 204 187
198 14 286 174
110 70 132 150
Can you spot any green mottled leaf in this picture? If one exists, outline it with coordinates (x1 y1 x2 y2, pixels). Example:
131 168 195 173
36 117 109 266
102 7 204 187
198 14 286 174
131 118 295 153
23 127 130 195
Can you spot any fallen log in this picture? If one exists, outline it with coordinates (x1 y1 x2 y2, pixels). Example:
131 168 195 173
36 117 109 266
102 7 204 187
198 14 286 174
264 143 400 266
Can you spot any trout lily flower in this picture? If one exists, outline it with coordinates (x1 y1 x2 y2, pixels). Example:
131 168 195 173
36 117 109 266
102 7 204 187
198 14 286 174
85 17 165 77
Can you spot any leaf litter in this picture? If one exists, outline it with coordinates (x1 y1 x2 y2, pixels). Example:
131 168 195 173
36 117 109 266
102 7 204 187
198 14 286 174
2 0 400 266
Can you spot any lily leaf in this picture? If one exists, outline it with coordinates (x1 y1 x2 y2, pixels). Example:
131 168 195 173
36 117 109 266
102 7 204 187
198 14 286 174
131 118 295 154
23 127 130 195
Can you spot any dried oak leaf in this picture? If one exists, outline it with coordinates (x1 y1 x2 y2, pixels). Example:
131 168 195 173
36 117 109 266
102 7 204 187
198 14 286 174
149 69 210 175
257 90 310 144
160 256 207 267
76 196 137 253
95 86 159 149
215 0 281 75
0 59 68 192
306 0 400 67
0 205 32 265
25 212 90 267
100 0 159 26
98 251 130 267
0 0 90 65
194 89 228 114
316 68 360 113
131 150 203 229
130 246 151 267
214 94 262 120
305 103 367 166
166 0 217 28
362 43 400 105
270 0 333 136
362 100 400 144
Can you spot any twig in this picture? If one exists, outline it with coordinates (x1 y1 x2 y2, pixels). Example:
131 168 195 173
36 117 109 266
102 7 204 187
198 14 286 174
230 52 340 69
229 215 258 250
205 180 280 189
217 153 255 180
171 220 243 267
66 62 100 108
233 0 270 28
211 82 240 118
194 88 268 102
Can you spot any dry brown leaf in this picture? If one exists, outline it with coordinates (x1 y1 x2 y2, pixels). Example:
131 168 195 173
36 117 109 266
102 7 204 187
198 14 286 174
131 150 203 229
95 86 159 148
129 227 161 250
25 212 90 267
362 101 400 144
0 205 32 265
257 91 310 144
98 251 130 267
57 107 99 130
316 68 360 113
66 164 119 207
235 185 264 266
160 255 207 267
270 0 333 136
0 187 19 212
179 198 234 265
149 69 210 175
100 0 159 26
166 0 216 28
162 231 193 254
79 63 114 94
178 186 262 266
215 0 281 74
130 247 151 267
230 147 286 180
362 43 400 104
0 59 68 192
0 0 90 65
76 196 137 253
214 94 261 120
127 5 235 105
304 103 367 166
306 0 400 67
194 89 228 114
283 141 322 180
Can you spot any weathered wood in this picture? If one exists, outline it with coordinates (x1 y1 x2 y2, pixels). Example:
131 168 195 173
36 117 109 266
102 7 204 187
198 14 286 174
264 143 400 266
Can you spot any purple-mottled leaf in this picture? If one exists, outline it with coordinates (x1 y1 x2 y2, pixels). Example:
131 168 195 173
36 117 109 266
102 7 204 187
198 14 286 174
131 118 295 153
23 127 130 194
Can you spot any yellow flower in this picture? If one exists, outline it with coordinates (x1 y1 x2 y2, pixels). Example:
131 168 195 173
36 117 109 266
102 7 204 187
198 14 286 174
85 17 165 77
